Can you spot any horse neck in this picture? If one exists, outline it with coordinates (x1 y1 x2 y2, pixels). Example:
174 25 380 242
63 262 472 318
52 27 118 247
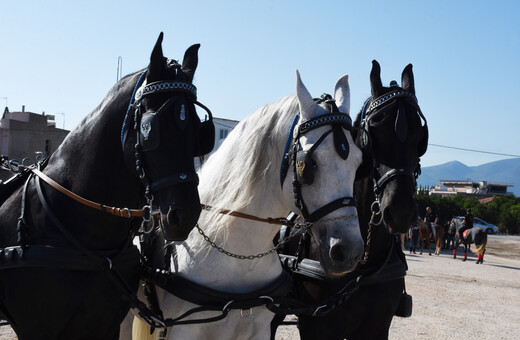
176 182 287 292
36 76 141 248
48 76 140 205
174 123 290 292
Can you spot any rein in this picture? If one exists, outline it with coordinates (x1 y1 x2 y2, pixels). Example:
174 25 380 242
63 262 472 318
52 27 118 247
27 166 156 219
200 204 297 226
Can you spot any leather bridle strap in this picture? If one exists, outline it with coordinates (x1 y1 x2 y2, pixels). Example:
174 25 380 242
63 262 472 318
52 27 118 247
29 167 150 219
306 196 357 223
200 204 296 226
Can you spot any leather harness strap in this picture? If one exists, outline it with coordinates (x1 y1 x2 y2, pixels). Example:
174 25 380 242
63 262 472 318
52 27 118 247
200 204 296 226
29 167 149 219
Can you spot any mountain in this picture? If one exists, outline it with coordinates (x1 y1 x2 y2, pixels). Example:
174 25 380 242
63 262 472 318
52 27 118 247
418 158 520 196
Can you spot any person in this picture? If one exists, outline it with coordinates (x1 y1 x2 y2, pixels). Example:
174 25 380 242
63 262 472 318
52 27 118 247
424 206 439 237
459 208 474 239
409 219 420 254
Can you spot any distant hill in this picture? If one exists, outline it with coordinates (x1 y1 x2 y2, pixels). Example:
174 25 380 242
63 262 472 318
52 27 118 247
418 158 520 196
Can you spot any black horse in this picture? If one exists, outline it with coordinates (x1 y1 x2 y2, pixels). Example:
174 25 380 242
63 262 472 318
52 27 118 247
273 60 428 339
0 33 214 339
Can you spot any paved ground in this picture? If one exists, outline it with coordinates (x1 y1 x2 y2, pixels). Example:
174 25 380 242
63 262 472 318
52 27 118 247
1 235 519 339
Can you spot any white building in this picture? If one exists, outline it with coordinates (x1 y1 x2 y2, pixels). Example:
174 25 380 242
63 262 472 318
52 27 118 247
429 179 513 198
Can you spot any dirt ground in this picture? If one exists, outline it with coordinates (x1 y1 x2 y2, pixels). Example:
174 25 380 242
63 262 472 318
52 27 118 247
275 234 520 340
1 235 519 339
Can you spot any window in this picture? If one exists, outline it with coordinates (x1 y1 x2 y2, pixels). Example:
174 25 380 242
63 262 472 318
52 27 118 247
219 129 229 140
45 140 51 155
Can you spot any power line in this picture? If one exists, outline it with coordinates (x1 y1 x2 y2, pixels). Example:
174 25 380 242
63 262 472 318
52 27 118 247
429 143 520 158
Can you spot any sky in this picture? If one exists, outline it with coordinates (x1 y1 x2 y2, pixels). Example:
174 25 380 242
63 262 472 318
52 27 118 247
1 0 519 167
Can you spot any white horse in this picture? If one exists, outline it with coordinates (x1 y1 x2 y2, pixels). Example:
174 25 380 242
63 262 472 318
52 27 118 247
131 71 364 339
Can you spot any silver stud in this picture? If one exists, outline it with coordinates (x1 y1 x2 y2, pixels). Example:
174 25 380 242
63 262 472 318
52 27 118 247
180 105 186 121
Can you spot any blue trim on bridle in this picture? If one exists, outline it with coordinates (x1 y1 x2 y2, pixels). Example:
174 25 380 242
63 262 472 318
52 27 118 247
279 114 300 185
120 70 148 147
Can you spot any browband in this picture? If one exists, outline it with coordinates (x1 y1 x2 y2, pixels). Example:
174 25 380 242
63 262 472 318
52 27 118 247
135 81 197 100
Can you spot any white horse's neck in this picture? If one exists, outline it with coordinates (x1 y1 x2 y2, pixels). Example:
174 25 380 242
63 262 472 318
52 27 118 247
174 163 288 293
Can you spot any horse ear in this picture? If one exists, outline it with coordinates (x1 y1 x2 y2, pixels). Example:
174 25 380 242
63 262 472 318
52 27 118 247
333 74 350 115
370 60 383 98
182 44 200 83
401 63 415 95
148 32 166 81
296 70 320 119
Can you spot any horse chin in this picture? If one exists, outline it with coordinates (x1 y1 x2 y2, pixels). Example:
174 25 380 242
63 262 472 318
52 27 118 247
321 260 358 278
380 189 417 234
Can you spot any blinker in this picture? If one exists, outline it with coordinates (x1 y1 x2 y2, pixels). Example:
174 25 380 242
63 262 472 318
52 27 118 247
140 113 160 151
333 125 350 160
296 151 315 185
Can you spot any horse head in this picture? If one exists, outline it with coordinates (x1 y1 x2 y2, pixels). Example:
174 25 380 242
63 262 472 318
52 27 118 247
123 33 214 241
282 72 364 277
355 60 428 234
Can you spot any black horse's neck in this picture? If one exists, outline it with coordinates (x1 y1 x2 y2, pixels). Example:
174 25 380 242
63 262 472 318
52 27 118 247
32 72 144 250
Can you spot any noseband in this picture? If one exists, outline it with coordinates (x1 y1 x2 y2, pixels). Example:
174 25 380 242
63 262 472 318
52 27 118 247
280 95 357 224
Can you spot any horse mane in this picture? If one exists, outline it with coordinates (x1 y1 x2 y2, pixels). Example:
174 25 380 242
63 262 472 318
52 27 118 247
193 95 299 246
55 70 144 153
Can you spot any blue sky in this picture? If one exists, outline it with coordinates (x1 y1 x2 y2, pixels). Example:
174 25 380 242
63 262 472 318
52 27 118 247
1 1 519 167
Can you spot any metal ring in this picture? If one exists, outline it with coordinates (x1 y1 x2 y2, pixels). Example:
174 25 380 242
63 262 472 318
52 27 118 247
240 308 253 318
222 300 234 312
259 295 274 303
139 219 155 234
142 205 152 222
370 201 380 214
106 257 113 270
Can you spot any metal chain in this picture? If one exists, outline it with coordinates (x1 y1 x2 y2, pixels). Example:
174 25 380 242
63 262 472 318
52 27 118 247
360 200 380 265
196 215 354 260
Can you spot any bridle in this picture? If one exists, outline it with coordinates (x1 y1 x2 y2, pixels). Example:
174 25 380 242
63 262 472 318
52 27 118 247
358 86 428 226
121 66 214 231
280 94 358 223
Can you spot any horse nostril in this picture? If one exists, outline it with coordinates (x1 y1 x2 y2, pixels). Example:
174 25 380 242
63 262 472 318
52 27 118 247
167 208 180 226
330 244 346 262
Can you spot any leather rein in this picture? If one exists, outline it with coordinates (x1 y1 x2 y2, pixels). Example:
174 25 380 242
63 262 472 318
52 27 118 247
28 166 155 220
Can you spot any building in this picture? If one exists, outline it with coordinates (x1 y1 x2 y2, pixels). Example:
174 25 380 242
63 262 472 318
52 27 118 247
0 106 69 161
429 179 514 198
194 117 239 169
213 117 239 151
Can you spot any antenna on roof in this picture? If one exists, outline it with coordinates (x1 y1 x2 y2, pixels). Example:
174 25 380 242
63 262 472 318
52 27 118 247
117 57 123 82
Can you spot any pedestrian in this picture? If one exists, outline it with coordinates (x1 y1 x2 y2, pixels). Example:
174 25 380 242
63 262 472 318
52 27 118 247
409 219 420 254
